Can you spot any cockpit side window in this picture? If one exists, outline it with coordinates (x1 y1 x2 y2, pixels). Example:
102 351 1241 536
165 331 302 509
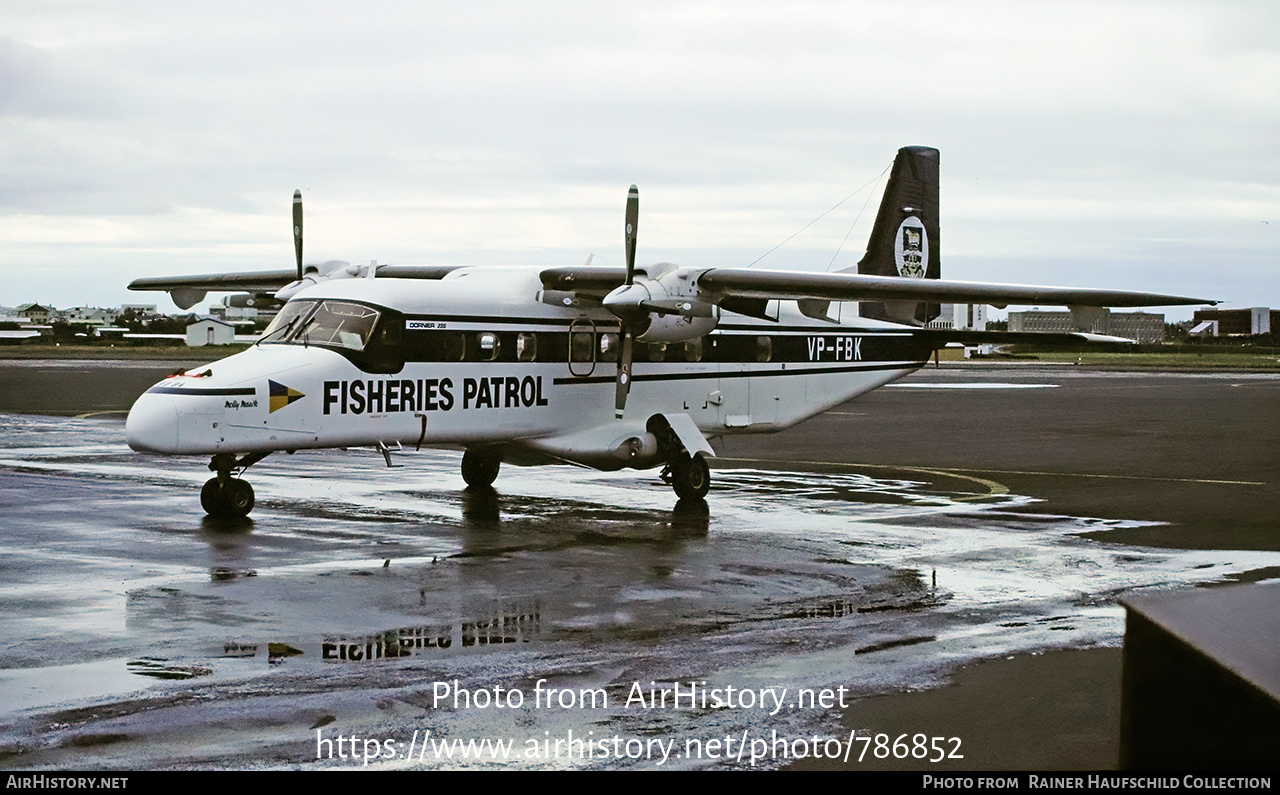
296 301 380 350
258 301 313 345
258 299 403 374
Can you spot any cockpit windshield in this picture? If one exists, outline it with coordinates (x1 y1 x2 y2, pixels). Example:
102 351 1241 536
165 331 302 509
259 300 381 351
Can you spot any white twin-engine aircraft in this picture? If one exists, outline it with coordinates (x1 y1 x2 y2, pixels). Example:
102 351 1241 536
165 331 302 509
126 147 1214 518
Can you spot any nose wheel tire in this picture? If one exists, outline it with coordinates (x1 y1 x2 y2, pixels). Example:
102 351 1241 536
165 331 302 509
669 452 710 500
461 450 501 488
201 477 255 518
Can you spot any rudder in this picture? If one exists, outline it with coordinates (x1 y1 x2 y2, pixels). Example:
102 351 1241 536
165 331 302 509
854 145 941 324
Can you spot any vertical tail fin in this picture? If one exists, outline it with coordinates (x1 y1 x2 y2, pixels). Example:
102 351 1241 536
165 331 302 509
854 145 941 324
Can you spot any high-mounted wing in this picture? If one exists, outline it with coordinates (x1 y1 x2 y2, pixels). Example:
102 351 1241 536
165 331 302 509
540 266 1214 310
129 189 312 309
692 269 1214 309
546 145 1215 345
128 270 297 310
129 263 469 309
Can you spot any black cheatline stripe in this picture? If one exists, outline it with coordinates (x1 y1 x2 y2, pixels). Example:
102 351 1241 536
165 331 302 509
406 314 581 327
146 386 257 396
405 314 920 336
715 323 914 335
552 361 923 386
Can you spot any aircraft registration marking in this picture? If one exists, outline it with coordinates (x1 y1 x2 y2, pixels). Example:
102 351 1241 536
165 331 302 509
806 336 862 362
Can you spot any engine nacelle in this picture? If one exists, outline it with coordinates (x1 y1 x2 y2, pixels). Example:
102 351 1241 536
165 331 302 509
604 268 721 343
637 312 718 343
523 429 663 470
222 293 281 309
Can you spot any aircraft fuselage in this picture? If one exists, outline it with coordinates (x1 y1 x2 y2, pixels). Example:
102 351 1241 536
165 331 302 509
126 267 930 471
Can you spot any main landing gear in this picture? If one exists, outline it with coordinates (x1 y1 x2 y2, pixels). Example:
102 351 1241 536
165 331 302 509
459 445 709 500
461 449 501 488
661 451 711 500
649 415 712 500
202 452 269 518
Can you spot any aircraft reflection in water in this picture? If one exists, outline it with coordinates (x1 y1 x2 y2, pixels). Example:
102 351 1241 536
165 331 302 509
125 147 1215 517
115 470 945 677
322 607 539 662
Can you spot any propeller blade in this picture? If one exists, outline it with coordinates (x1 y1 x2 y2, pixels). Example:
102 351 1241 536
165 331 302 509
615 327 633 419
292 190 304 282
624 185 638 286
617 184 639 417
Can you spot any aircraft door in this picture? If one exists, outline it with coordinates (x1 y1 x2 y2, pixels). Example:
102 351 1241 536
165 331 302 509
715 334 776 430
747 335 779 427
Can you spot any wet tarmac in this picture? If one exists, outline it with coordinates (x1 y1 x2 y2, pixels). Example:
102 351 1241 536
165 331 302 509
0 361 1277 769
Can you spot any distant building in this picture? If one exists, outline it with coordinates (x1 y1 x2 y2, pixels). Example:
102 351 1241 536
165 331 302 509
1191 307 1275 336
57 306 115 327
186 318 237 347
1008 309 1166 344
15 303 54 325
928 303 988 331
208 303 258 320
1109 312 1168 344
0 309 42 343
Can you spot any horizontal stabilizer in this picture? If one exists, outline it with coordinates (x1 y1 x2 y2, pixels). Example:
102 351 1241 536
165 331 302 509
1073 332 1139 344
911 329 1138 346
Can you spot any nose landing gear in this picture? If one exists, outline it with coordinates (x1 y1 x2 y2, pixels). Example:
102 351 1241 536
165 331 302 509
202 452 270 518
461 448 502 488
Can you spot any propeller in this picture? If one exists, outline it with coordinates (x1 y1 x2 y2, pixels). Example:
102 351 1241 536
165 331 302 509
613 186 640 418
292 190 304 282
276 190 317 301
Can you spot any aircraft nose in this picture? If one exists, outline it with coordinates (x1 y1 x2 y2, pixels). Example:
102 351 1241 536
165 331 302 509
126 394 180 454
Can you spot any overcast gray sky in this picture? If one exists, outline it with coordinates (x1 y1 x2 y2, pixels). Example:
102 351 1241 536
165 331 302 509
2 0 1276 319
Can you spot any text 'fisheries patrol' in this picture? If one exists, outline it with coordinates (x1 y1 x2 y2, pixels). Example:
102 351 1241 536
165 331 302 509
323 376 549 415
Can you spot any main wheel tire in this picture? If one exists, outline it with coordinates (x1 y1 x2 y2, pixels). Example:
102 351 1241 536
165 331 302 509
201 477 254 518
225 479 254 516
201 478 227 515
461 449 501 488
670 452 710 500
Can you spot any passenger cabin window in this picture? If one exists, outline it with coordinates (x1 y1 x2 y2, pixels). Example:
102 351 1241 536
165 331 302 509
598 332 620 362
443 332 466 361
517 332 537 362
684 338 702 362
756 336 772 363
477 332 501 362
570 331 594 363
